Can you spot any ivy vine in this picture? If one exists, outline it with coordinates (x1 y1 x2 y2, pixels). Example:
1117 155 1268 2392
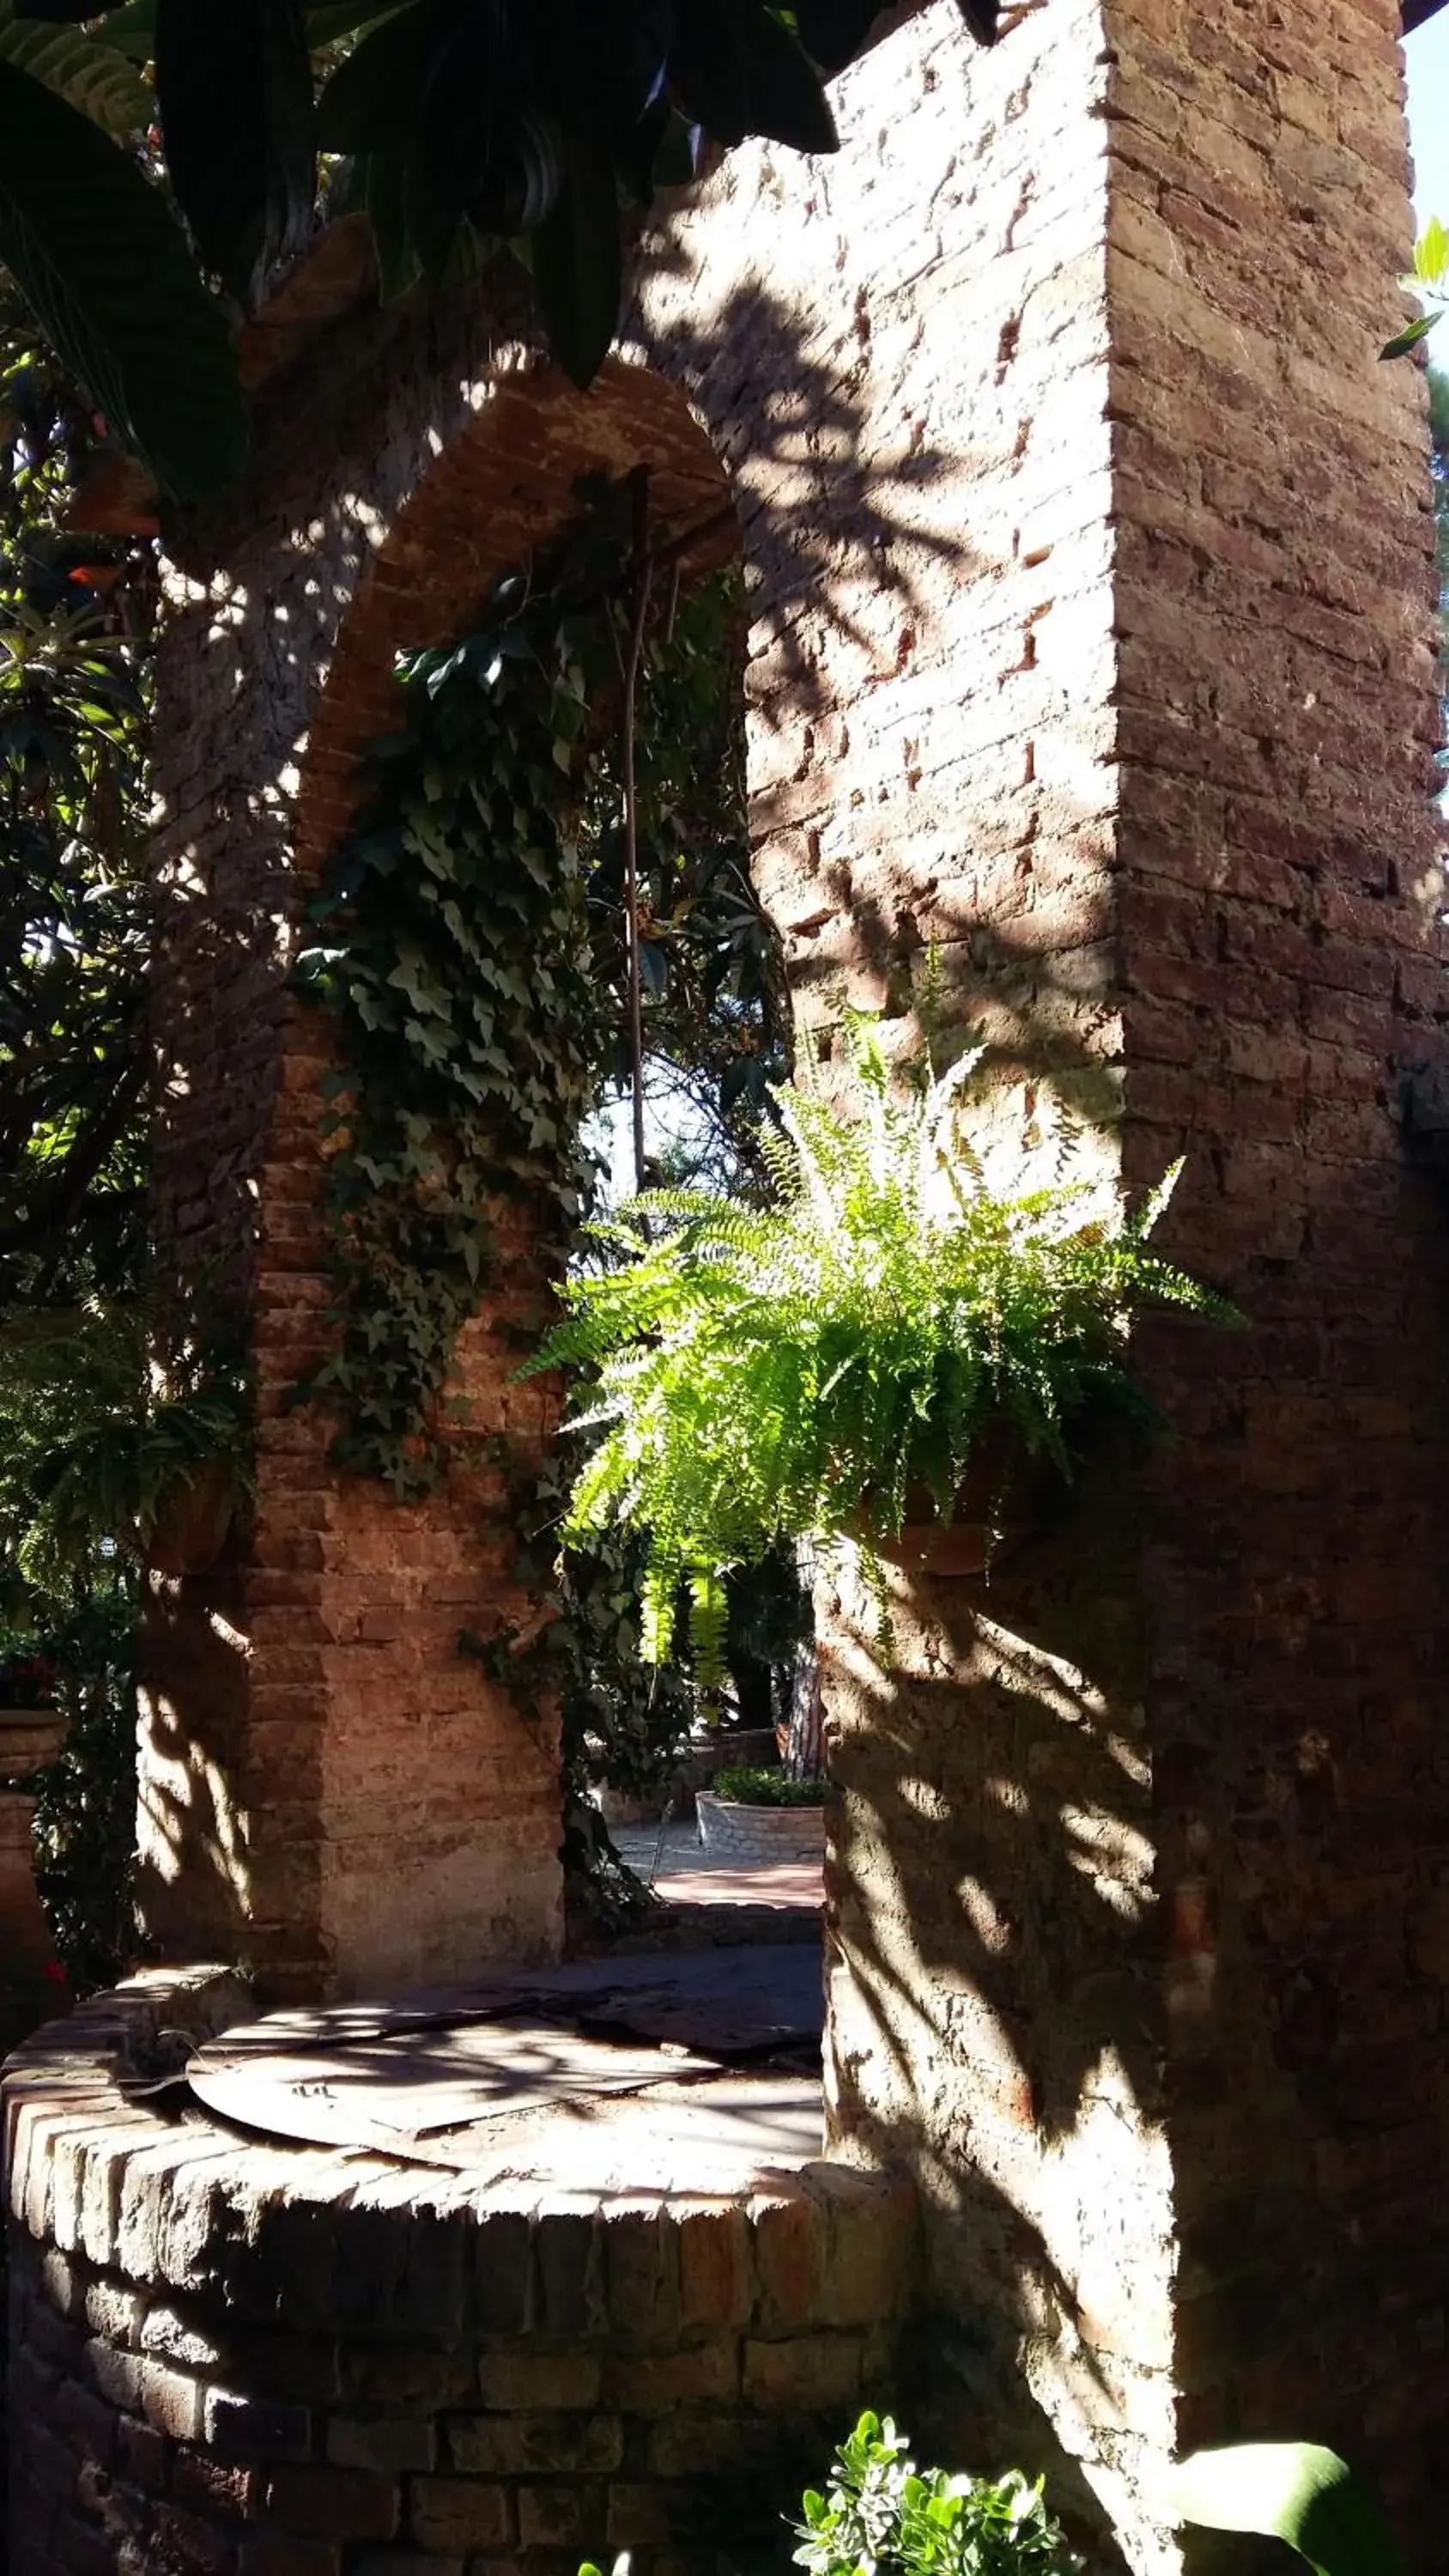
292 564 609 1494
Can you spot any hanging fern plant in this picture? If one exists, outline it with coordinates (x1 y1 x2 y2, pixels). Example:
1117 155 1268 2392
524 1019 1241 1675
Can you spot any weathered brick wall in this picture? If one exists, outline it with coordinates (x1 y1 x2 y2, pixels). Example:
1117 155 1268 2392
1111 0 1449 2519
695 0 1446 2561
3 1974 918 2576
138 0 1448 2552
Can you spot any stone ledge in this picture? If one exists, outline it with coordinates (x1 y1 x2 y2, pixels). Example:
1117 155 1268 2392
4 1966 919 2576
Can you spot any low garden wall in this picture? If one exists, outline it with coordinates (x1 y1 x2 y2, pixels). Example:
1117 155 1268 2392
3 1968 919 2576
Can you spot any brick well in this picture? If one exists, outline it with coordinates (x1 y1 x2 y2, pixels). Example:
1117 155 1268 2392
3 1974 917 2576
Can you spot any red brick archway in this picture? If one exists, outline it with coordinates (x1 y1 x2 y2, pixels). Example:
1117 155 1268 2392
140 359 736 2003
295 357 733 883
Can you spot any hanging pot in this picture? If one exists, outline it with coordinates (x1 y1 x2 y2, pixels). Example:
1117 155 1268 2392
852 1425 1063 1577
147 1458 236 1579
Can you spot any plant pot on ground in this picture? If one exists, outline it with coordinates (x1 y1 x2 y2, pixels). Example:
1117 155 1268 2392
0 1705 67 1779
524 1016 1239 1668
696 1764 826 1863
146 1456 236 1578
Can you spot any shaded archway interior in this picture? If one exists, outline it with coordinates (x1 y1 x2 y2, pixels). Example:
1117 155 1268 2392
295 357 737 883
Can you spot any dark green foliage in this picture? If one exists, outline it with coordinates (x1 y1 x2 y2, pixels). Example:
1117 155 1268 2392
295 538 782 1495
712 1763 820 1806
0 308 154 1306
318 0 864 375
794 2414 1075 2576
19 1581 137 1986
155 0 316 307
0 59 247 498
0 0 1003 487
292 577 605 1493
0 0 149 130
529 1018 1240 1667
0 308 156 1978
0 1296 252 1617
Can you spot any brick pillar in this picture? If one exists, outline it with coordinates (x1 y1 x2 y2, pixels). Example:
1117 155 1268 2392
137 359 729 2002
642 0 1446 2560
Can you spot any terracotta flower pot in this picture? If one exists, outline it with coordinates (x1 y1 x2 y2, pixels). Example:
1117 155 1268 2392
0 1707 67 1779
147 1459 235 1578
854 1425 1063 1577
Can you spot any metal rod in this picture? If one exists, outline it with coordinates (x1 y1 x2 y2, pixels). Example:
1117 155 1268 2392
621 466 654 1196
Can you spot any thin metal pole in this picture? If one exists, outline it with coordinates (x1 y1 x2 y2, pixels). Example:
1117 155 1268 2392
621 466 653 1195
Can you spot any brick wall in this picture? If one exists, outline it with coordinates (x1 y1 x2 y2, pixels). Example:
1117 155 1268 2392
1112 0 1449 2521
646 0 1445 2557
3 1974 918 2576
136 0 1449 2551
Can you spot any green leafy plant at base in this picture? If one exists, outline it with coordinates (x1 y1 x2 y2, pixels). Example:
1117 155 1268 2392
1170 2443 1404 2576
802 2414 1074 2576
0 1294 251 1617
526 1018 1240 1677
712 1764 822 1807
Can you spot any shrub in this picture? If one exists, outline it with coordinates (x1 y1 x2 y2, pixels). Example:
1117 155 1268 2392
794 2413 1075 2576
711 1765 823 1807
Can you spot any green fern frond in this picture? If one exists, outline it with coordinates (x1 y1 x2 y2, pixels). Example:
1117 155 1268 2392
524 1020 1241 1669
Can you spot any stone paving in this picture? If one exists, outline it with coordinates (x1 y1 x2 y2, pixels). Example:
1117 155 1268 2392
611 1818 824 1913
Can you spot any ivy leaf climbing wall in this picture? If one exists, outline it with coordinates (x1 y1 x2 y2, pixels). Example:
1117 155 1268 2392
293 580 605 1495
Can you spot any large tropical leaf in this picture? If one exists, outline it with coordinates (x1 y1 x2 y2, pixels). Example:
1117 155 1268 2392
740 6 837 152
0 0 150 125
0 61 248 498
1171 2445 1405 2576
530 127 621 389
314 2 427 151
90 0 155 64
155 0 316 307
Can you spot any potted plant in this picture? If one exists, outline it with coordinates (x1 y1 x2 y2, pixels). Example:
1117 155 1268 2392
527 1018 1237 1673
0 1296 252 1598
0 1647 65 1783
695 1762 827 1862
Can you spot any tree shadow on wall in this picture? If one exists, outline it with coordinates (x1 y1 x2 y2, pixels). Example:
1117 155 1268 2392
816 1425 1175 2561
636 257 987 726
